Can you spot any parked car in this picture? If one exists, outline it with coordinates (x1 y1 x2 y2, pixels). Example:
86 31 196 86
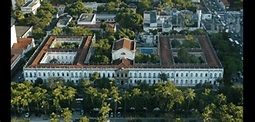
25 112 30 118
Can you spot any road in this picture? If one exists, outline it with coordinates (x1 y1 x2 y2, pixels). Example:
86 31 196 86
13 111 204 122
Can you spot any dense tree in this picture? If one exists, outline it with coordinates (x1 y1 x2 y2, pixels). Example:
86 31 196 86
114 28 135 40
115 8 143 32
51 27 63 35
159 73 169 82
39 1 57 14
31 86 47 113
65 26 92 35
65 1 87 16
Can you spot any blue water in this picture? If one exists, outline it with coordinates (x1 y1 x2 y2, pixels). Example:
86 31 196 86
141 49 153 54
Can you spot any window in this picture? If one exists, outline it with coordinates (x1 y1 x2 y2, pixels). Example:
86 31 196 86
186 73 188 77
181 73 183 77
195 73 198 77
62 73 64 76
148 73 151 78
200 73 203 77
176 73 179 77
43 73 45 76
191 73 193 77
144 73 146 78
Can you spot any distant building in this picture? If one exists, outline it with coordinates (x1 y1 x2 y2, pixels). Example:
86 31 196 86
143 10 158 32
11 38 35 76
56 14 72 28
96 14 116 23
77 13 96 25
57 4 66 15
21 0 41 15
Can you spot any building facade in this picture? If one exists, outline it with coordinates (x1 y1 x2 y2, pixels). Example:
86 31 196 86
23 34 223 87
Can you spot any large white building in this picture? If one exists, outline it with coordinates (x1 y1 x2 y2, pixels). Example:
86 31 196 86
21 0 41 15
23 34 223 87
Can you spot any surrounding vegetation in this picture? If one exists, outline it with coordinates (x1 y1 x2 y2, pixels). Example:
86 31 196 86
171 35 200 48
135 53 160 64
11 0 243 121
209 32 243 85
174 47 204 64
11 78 243 121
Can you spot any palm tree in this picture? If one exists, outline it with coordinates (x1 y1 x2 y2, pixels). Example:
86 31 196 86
121 91 130 117
97 102 112 122
85 86 98 111
63 86 77 106
50 112 60 122
131 88 141 117
110 86 122 118
142 90 151 117
61 108 72 122
80 116 90 122
184 88 196 117
90 72 100 87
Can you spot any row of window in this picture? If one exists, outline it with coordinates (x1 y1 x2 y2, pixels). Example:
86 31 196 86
25 71 222 79
48 55 75 60
27 78 214 86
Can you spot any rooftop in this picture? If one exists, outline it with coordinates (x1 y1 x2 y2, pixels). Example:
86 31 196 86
15 26 32 38
78 14 95 23
113 38 134 50
24 35 222 69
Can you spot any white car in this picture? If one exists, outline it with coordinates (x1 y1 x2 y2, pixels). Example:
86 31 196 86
25 113 30 118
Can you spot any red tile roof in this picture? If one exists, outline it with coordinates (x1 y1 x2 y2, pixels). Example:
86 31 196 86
25 35 222 69
113 38 134 50
12 43 28 49
221 0 230 7
113 58 132 67
17 38 33 43
11 48 23 54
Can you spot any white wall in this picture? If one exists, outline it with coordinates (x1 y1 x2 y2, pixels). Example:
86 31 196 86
11 25 17 48
112 48 135 61
23 67 223 86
